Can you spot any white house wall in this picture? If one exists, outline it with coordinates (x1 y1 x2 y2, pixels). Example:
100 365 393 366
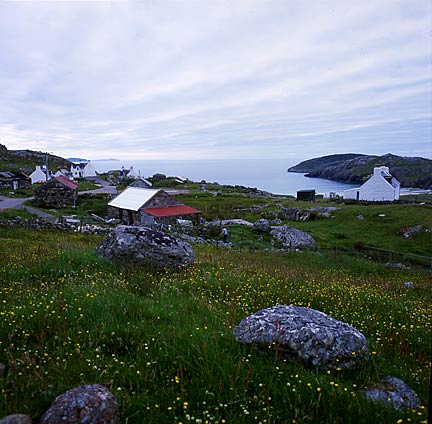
360 176 397 201
343 174 400 201
30 166 48 184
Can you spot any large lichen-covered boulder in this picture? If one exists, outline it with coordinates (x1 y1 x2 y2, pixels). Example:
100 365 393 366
96 225 194 269
40 384 119 424
364 377 421 410
270 225 316 249
233 305 368 370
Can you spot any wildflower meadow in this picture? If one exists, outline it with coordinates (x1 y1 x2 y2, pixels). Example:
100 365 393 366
0 225 430 423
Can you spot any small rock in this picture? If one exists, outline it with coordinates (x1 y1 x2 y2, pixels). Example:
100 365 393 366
402 225 422 239
364 377 421 410
40 384 119 424
356 214 364 220
0 415 32 424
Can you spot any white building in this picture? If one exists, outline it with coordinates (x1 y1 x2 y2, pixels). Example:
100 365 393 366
54 168 74 180
70 161 98 179
343 166 400 201
29 165 50 184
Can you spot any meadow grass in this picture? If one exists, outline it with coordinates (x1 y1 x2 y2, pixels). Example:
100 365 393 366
0 227 430 423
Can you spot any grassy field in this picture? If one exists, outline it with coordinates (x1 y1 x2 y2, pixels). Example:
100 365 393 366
0 223 430 423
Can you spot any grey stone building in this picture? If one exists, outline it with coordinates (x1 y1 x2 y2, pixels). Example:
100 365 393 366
34 176 78 208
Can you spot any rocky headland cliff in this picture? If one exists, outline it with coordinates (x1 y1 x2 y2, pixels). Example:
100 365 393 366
288 153 432 188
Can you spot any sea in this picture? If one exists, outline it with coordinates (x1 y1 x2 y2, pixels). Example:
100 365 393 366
92 158 357 196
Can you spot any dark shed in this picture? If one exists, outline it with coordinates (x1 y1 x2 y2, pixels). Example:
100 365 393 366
296 189 316 201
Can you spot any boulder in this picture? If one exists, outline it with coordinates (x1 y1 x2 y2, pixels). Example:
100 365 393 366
279 207 311 221
97 225 194 269
40 384 119 424
254 218 270 232
402 225 422 239
233 305 368 369
270 225 316 249
364 377 421 410
0 415 32 424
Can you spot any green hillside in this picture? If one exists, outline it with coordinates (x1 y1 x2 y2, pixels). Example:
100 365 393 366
288 153 432 188
0 144 71 174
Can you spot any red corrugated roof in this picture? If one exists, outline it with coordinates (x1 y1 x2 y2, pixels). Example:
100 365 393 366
143 205 201 217
55 175 78 190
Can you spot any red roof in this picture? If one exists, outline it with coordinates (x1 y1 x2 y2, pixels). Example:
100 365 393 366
143 205 201 217
55 175 78 190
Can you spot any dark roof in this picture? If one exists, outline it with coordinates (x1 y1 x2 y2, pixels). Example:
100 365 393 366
55 175 78 190
0 171 28 179
143 205 202 217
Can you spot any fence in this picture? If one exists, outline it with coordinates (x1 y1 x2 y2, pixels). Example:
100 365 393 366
309 245 432 270
360 245 432 270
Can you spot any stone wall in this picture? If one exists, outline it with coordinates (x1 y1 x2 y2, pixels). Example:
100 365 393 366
0 216 110 234
144 191 180 208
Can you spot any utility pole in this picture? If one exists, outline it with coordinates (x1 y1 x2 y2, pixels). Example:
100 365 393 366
45 152 49 182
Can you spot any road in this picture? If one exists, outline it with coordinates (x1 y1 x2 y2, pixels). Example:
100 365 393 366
0 195 57 219
0 195 32 209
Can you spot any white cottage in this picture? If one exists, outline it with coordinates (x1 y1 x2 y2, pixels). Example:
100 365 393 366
70 161 98 178
29 165 50 184
344 166 400 201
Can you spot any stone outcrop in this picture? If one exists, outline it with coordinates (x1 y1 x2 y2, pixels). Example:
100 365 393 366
279 207 312 221
364 377 421 410
40 384 118 424
270 225 316 249
254 218 270 232
97 225 194 269
233 305 369 369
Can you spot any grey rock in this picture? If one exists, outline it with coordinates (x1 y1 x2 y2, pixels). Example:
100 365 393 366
254 218 270 232
270 218 282 226
0 415 32 424
96 225 194 269
364 377 421 410
40 384 119 424
402 225 422 239
356 214 364 220
279 207 311 221
270 225 316 249
233 305 368 369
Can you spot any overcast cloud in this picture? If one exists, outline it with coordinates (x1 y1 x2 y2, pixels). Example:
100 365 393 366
0 0 430 161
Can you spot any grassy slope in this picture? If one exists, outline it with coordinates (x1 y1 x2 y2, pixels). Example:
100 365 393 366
0 145 70 174
0 226 430 423
176 192 432 257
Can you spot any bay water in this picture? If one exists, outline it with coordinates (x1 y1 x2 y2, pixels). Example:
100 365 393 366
93 158 356 196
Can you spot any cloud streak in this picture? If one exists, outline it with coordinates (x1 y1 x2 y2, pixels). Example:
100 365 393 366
0 0 430 161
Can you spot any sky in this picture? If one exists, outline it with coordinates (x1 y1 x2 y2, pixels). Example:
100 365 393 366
0 0 431 162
